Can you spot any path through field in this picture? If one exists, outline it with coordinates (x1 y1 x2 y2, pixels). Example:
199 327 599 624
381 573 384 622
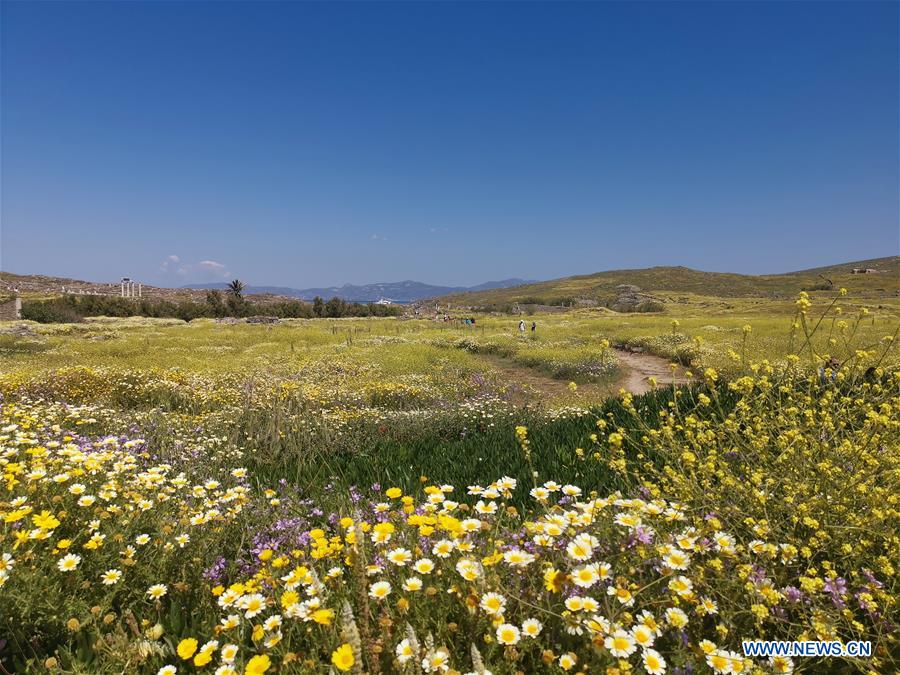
614 348 689 394
478 348 688 404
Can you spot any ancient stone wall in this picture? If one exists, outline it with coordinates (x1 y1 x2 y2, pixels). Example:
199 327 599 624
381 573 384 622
0 296 22 321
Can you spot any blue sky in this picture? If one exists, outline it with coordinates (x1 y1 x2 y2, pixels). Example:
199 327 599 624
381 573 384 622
1 1 897 288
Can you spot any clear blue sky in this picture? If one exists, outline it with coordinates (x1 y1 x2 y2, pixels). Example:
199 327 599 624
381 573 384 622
1 1 897 288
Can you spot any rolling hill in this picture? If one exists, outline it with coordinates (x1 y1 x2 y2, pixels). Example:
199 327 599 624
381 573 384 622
4 258 897 311
425 256 900 309
0 273 533 304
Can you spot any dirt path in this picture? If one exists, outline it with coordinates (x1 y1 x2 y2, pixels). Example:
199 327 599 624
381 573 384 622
613 348 689 394
475 349 688 404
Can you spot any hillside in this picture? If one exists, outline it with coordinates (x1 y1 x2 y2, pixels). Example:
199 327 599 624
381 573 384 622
426 256 900 309
784 256 900 277
0 272 535 305
0 273 287 302
4 258 897 310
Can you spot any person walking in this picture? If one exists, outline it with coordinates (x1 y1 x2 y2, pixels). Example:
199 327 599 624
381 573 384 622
531 321 536 333
518 319 525 334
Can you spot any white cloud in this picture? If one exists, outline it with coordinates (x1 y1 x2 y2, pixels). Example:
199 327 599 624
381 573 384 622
371 234 388 241
160 256 230 279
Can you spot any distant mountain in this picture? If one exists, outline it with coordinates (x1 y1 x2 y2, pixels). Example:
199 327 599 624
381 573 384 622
183 279 534 303
466 278 537 293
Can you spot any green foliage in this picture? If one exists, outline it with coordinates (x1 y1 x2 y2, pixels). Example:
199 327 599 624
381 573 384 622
20 294 402 323
20 300 84 323
227 279 245 299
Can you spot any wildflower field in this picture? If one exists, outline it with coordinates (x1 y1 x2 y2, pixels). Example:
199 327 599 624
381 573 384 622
1 292 898 674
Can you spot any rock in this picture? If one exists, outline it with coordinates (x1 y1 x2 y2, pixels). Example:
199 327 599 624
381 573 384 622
0 323 39 338
610 284 664 313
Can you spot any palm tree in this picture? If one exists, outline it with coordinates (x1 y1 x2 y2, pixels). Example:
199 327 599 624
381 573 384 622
227 279 245 300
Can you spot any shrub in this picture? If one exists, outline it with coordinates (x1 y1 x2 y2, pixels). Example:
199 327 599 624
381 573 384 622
20 299 83 323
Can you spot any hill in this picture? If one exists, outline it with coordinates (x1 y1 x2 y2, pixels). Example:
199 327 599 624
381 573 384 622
784 256 900 278
0 272 199 301
0 273 532 304
0 273 288 302
4 258 897 311
425 256 900 310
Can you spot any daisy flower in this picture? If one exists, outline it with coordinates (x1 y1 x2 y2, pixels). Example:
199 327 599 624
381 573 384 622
496 623 520 645
241 593 266 618
521 618 543 637
480 592 506 616
414 558 435 574
387 548 412 566
604 629 637 658
396 638 414 664
422 647 450 673
643 648 667 675
403 577 423 592
57 554 81 572
632 623 656 648
101 569 122 585
368 581 391 600
147 584 168 599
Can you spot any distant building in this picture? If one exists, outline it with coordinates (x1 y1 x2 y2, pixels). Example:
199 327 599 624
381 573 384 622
851 268 881 275
120 277 142 297
374 298 393 305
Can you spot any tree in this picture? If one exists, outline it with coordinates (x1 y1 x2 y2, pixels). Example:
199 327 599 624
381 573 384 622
205 289 226 317
227 279 245 300
325 296 345 318
312 296 324 318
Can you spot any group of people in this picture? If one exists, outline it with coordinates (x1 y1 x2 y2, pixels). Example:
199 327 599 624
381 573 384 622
435 314 478 326
430 312 537 334
434 314 476 326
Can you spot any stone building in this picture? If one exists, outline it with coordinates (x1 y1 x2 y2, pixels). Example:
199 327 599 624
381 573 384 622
0 294 22 320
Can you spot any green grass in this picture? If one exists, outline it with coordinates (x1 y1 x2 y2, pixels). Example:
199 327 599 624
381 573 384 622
2 293 897 407
230 385 707 503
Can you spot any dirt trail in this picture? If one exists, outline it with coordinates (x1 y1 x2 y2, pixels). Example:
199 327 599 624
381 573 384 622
475 349 687 404
613 348 689 394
